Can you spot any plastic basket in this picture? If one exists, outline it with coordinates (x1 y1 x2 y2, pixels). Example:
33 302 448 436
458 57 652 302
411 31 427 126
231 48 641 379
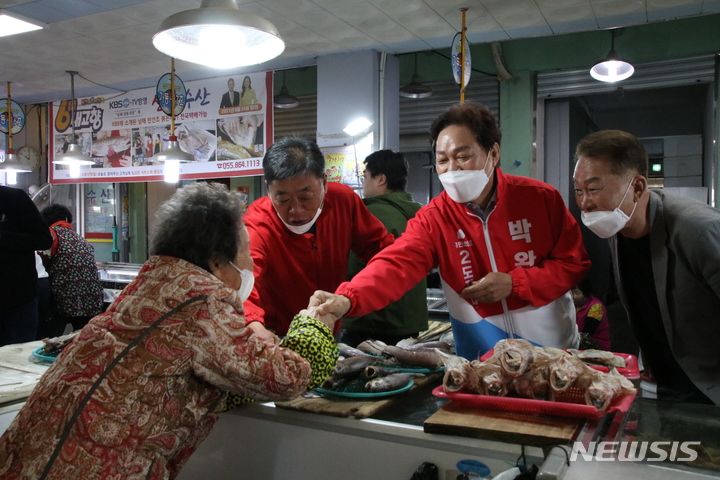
432 385 636 420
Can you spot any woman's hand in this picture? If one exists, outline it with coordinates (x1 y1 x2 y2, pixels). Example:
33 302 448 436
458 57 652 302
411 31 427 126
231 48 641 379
247 321 280 345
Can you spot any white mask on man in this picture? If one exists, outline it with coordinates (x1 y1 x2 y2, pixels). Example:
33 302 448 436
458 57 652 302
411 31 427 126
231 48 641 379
277 206 322 234
581 178 637 238
230 262 255 303
273 185 325 234
438 155 494 204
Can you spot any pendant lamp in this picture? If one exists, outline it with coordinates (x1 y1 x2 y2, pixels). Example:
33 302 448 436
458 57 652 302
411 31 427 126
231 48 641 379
153 0 285 69
153 58 194 183
0 82 31 185
53 71 94 176
400 53 433 99
590 29 634 83
273 71 299 109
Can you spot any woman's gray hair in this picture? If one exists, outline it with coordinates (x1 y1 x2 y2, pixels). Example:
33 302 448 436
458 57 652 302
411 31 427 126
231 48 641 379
151 182 246 273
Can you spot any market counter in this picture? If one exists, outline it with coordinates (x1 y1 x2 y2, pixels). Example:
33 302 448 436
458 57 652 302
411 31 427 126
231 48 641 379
1 342 718 480
177 379 720 480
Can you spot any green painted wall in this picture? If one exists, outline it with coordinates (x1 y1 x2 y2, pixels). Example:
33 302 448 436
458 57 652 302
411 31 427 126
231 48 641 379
277 13 720 184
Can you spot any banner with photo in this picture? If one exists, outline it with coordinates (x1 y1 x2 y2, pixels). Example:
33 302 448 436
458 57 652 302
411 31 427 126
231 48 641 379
49 72 273 184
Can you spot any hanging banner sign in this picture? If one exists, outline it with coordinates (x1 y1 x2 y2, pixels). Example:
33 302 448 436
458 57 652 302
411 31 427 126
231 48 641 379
451 35 471 88
155 73 186 117
0 99 25 135
49 72 273 184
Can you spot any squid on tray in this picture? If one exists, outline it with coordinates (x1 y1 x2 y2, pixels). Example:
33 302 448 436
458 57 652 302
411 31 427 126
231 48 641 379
438 338 636 411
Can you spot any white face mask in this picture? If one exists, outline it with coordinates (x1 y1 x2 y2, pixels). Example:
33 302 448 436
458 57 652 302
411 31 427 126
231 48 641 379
581 178 637 238
438 156 493 204
230 262 255 303
277 206 322 234
273 186 325 235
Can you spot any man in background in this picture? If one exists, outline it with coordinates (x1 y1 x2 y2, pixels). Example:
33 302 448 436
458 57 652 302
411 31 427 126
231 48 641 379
340 150 427 346
574 129 720 405
0 186 52 345
242 136 394 338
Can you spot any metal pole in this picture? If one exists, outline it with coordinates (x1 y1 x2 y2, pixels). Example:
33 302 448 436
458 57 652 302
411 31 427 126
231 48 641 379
460 7 467 104
7 82 12 151
170 58 176 135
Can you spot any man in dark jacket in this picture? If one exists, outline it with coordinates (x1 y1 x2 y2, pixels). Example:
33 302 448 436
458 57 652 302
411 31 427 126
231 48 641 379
574 130 720 405
340 150 428 346
0 186 52 345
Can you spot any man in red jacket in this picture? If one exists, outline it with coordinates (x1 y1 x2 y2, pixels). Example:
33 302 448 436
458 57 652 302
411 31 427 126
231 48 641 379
312 103 591 360
242 136 394 338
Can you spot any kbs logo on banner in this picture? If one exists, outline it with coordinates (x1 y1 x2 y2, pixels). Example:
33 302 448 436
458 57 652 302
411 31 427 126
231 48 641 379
55 99 104 133
571 441 701 462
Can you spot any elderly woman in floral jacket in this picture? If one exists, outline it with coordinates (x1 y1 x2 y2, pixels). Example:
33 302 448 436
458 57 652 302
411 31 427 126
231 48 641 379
0 182 338 480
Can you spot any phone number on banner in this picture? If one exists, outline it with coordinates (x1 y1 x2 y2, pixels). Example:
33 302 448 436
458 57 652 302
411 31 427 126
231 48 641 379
216 159 261 170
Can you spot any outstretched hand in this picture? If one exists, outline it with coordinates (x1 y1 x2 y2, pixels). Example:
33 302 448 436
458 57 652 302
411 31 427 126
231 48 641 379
299 306 339 331
308 290 352 319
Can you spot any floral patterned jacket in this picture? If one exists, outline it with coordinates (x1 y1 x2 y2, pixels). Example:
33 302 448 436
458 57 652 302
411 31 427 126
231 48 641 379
44 221 104 318
0 255 338 479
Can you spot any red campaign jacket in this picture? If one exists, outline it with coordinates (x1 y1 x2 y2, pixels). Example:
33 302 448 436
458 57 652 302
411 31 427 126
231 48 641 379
338 168 591 319
243 182 394 335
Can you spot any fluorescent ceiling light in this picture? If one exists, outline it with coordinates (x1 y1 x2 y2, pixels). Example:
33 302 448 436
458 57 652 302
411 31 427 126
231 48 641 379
0 11 44 38
343 118 373 136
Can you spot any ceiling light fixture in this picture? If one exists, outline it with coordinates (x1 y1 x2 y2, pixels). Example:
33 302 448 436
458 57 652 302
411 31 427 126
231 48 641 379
590 28 634 83
343 118 373 137
400 53 433 99
274 71 299 109
153 58 194 183
0 10 44 38
53 71 94 176
152 0 285 69
0 82 31 185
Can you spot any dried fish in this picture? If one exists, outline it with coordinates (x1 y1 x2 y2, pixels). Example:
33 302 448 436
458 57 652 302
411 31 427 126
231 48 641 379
357 339 386 356
41 330 80 355
363 365 398 379
437 350 482 393
321 375 348 391
548 355 589 393
440 341 637 410
511 356 554 401
376 344 444 370
337 343 373 358
568 349 626 368
333 355 379 377
494 338 537 377
365 373 415 393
